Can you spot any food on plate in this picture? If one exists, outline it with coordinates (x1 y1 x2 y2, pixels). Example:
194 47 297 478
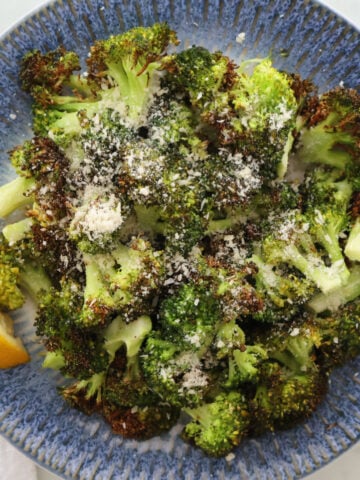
0 22 359 456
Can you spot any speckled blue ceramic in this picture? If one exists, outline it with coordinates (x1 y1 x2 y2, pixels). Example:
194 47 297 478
0 1 360 479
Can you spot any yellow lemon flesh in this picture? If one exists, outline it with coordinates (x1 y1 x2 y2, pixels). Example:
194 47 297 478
0 311 30 368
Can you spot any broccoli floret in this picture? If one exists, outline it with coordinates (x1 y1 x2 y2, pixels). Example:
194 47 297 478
20 46 82 105
87 23 178 122
2 136 75 229
313 299 360 369
215 319 268 387
102 400 180 440
227 347 268 387
251 361 328 433
102 315 154 407
158 282 221 352
157 152 214 255
141 283 222 407
250 325 328 433
218 59 298 179
3 215 80 286
301 165 353 211
182 391 250 457
233 59 298 179
250 253 315 323
81 238 163 326
261 208 349 295
60 372 106 414
214 319 246 357
35 281 109 378
141 332 216 408
0 238 25 310
147 94 207 157
21 25 178 146
20 47 95 146
103 348 157 409
161 46 235 110
140 334 184 406
296 87 360 168
0 233 51 306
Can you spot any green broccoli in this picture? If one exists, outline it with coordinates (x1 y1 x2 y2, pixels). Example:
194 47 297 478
250 252 315 323
260 208 349 295
182 391 250 457
0 176 34 218
0 240 25 311
158 282 221 352
21 24 178 146
2 24 360 458
161 45 235 110
296 87 360 168
345 217 360 261
35 280 109 378
87 23 179 122
60 372 106 414
215 319 268 387
141 284 222 408
81 238 163 326
307 269 360 315
313 299 360 369
101 314 156 408
250 326 328 433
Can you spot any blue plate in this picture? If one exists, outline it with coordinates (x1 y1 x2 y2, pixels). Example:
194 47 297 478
1 1 360 479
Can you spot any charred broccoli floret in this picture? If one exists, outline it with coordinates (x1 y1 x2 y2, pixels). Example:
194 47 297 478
296 87 360 168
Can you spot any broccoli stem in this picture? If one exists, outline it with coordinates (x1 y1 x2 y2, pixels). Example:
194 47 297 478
83 254 109 303
272 336 314 372
207 208 245 233
345 217 360 262
78 372 106 400
298 116 354 168
277 130 294 179
0 176 35 218
2 218 33 245
251 254 285 306
308 266 360 313
19 263 52 300
107 59 157 119
104 314 152 361
281 244 344 294
184 403 214 429
42 350 66 370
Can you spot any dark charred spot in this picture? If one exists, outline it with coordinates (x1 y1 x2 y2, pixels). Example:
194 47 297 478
137 125 149 138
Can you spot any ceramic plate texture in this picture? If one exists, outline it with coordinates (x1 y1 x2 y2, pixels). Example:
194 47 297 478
1 1 360 479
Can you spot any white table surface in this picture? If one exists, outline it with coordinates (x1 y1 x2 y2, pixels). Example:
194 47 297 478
0 1 359 479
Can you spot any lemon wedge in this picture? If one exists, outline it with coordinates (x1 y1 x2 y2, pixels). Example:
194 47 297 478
0 312 30 368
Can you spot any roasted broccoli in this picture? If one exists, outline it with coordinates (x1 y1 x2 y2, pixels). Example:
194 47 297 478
182 391 250 457
296 86 360 168
1 23 360 458
0 237 25 310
